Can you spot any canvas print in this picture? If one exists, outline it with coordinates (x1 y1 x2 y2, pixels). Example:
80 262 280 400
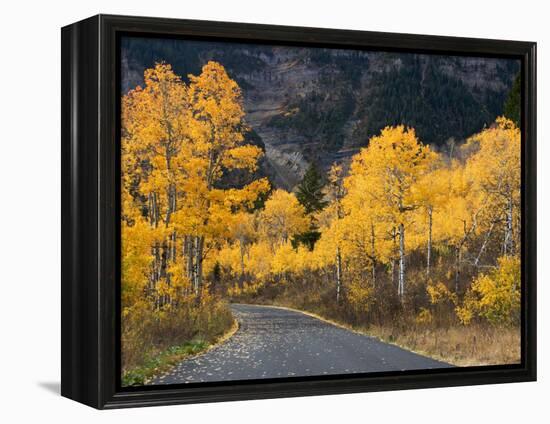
120 36 521 387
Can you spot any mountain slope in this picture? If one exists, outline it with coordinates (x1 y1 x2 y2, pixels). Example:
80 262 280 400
121 37 519 190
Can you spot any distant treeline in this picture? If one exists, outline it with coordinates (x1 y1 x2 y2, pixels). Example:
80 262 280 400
122 37 520 153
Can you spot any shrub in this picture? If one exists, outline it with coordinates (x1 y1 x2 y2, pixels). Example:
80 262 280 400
456 256 520 326
121 288 233 375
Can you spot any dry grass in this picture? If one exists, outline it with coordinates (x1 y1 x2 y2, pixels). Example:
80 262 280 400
363 323 521 366
253 302 520 367
236 277 521 367
122 299 234 378
122 318 239 386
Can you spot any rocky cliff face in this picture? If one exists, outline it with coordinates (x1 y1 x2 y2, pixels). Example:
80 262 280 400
122 37 519 190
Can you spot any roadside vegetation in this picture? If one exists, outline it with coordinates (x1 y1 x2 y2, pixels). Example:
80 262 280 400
123 340 209 386
121 62 260 383
121 295 234 384
223 116 521 366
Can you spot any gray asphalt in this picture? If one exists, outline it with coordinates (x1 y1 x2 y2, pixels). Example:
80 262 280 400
150 303 452 385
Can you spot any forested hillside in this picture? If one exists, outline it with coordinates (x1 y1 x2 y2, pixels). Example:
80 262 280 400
122 37 519 189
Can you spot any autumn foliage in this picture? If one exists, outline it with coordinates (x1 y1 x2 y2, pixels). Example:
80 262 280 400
121 62 268 379
122 61 521 377
223 117 521 365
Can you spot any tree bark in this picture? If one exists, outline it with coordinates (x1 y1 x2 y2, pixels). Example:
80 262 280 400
336 245 342 303
398 223 405 300
390 227 397 288
455 246 461 293
166 184 175 225
150 192 159 228
170 231 177 262
504 196 514 255
239 237 245 287
475 221 495 267
370 223 376 288
426 207 432 279
152 243 161 309
193 236 205 297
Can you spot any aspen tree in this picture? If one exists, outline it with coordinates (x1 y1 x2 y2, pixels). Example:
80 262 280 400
345 126 436 299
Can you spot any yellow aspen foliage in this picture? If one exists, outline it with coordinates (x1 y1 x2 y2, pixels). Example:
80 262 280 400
343 125 438 297
466 117 520 194
121 219 157 306
310 221 340 269
122 60 268 309
346 277 374 314
457 256 520 325
465 117 521 255
246 241 276 280
121 61 269 378
427 282 457 305
259 189 309 246
440 164 483 239
213 243 242 272
222 145 264 172
271 242 298 275
346 125 437 222
415 308 434 326
271 243 313 276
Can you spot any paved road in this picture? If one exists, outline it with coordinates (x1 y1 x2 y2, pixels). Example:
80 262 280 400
151 304 451 385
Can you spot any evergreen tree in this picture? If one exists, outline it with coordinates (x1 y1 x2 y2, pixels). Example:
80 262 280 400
295 163 328 214
504 74 521 127
294 163 327 250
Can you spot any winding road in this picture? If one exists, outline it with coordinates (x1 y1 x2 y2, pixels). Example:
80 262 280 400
151 304 451 385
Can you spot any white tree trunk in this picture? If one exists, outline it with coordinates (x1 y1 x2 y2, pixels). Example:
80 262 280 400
239 237 245 286
390 227 397 287
504 196 514 255
193 236 199 294
193 236 205 297
371 223 376 288
336 245 342 303
455 246 461 293
426 208 432 278
475 221 495 267
398 223 405 299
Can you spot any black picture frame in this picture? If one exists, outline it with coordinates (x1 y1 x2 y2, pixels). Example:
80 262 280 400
61 14 537 409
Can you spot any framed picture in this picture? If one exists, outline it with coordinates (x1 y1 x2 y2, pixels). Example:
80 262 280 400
61 14 536 409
